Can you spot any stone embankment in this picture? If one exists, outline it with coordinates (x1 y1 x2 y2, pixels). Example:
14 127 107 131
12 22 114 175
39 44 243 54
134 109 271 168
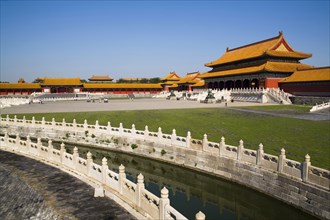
1 115 329 219
0 150 136 220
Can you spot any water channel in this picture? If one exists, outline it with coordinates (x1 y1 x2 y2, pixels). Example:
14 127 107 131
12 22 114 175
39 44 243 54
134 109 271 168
49 141 317 220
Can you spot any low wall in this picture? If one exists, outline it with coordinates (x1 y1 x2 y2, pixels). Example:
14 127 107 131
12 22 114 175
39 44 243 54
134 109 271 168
290 96 330 105
0 133 193 220
1 115 329 219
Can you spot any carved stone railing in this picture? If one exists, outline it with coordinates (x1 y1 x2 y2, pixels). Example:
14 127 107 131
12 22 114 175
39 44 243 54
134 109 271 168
0 133 204 220
0 97 30 109
310 101 330 112
1 114 329 190
230 88 292 104
1 115 329 219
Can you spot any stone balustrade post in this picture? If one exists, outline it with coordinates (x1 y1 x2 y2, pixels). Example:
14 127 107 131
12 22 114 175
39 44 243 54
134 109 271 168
237 139 244 161
195 211 206 220
6 115 9 125
186 131 191 148
159 187 170 220
26 135 31 151
219 136 225 156
107 122 111 132
171 129 177 145
256 143 264 165
118 164 126 194
41 117 45 126
73 147 79 170
119 123 124 135
302 154 311 182
136 173 145 207
86 151 93 176
144 125 149 140
62 118 66 129
32 116 35 127
52 118 55 128
37 137 42 151
72 119 77 130
16 133 20 145
83 119 88 130
48 140 53 159
277 148 286 173
157 127 163 141
60 142 66 165
4 132 9 147
95 120 99 130
23 116 26 125
14 115 17 124
131 124 136 136
101 157 108 184
202 134 208 151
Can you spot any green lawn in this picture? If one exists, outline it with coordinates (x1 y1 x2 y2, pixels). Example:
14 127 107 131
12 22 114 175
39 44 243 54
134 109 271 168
236 104 312 114
4 107 330 169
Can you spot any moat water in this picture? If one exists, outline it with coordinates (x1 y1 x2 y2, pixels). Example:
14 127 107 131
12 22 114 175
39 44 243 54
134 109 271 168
52 142 317 220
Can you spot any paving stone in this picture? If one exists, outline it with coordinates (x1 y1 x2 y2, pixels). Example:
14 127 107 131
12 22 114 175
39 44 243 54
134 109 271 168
0 150 136 220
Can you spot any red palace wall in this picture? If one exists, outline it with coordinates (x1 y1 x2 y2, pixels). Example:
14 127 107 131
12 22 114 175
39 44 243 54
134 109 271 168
265 78 283 88
280 82 330 97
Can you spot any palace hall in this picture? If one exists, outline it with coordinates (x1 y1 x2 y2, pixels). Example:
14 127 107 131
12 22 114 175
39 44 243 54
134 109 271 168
200 32 313 89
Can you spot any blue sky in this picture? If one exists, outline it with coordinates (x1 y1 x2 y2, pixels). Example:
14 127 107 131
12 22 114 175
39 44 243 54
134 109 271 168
1 1 329 82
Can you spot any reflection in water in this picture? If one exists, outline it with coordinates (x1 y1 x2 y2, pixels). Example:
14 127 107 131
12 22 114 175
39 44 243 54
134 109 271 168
52 142 317 220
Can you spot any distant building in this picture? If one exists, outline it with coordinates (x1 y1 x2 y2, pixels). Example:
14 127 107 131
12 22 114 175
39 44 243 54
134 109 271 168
167 71 205 92
0 82 41 95
88 75 113 83
40 78 83 93
279 67 330 97
200 32 313 89
161 72 181 91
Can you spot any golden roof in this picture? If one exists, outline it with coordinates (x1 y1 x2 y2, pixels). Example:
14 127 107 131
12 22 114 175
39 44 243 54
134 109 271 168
200 62 313 78
161 82 176 85
88 75 113 81
83 83 162 89
191 80 205 87
0 83 41 89
42 78 82 86
161 72 181 81
279 67 330 83
169 83 178 88
205 32 311 67
177 71 201 84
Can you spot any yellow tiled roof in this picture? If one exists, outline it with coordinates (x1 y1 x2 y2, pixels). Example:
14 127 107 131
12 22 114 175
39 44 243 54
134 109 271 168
279 67 330 83
205 32 311 67
42 78 82 85
191 80 205 87
83 83 162 89
200 62 313 78
161 82 176 85
88 75 113 81
169 83 178 88
0 83 41 89
161 72 181 81
177 71 201 84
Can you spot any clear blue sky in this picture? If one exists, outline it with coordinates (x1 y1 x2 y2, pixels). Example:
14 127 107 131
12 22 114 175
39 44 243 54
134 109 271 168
1 1 329 82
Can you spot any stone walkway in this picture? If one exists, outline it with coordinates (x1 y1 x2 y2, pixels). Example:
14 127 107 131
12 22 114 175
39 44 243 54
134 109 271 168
0 98 274 114
230 107 330 121
0 150 136 220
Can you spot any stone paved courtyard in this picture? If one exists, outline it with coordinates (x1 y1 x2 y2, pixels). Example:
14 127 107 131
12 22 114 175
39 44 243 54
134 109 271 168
1 98 273 114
